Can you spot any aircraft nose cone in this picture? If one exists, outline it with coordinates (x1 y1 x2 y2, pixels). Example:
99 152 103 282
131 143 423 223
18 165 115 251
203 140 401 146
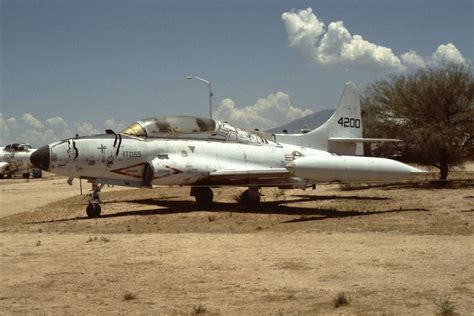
30 145 50 171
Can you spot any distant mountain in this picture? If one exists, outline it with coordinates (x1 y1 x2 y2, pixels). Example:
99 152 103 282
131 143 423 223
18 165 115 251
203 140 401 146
266 109 333 134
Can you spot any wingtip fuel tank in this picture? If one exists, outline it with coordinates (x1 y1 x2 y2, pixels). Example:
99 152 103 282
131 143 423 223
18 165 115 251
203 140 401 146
286 155 424 183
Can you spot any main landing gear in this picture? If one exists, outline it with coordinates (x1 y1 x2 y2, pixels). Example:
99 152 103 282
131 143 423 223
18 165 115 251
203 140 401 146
190 186 261 205
240 187 261 205
190 186 214 205
86 182 104 218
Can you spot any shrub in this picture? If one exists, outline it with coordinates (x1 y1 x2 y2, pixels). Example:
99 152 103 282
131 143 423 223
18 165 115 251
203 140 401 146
123 290 137 301
193 303 207 314
333 292 349 308
434 297 456 316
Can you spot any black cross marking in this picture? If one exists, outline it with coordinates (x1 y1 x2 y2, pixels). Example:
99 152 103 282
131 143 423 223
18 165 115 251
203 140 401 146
97 144 107 154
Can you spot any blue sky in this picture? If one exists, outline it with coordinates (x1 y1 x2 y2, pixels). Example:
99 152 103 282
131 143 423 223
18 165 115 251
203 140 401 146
1 0 472 146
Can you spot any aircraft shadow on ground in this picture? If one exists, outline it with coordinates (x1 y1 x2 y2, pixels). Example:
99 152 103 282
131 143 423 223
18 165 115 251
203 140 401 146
290 194 391 201
103 203 426 223
102 194 393 219
100 202 428 223
280 207 429 223
28 195 426 224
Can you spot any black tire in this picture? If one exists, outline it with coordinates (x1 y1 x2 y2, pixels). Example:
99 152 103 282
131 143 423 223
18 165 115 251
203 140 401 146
86 203 102 218
32 169 42 178
241 189 260 205
23 173 30 179
194 187 214 205
142 163 153 186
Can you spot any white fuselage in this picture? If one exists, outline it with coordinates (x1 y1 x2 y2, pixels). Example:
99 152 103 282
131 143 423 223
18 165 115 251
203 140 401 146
47 135 324 187
44 133 420 188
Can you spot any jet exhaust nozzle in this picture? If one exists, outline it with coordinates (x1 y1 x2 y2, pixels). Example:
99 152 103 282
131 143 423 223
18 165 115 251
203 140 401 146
30 145 51 171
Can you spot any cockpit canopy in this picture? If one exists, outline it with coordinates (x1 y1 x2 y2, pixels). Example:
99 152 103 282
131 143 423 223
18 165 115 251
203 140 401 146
120 115 280 146
4 143 33 152
121 116 216 138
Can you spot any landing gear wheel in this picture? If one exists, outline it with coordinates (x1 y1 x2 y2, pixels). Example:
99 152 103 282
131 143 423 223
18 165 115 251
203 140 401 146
241 189 261 205
86 203 101 218
191 187 214 205
23 173 30 179
86 181 104 218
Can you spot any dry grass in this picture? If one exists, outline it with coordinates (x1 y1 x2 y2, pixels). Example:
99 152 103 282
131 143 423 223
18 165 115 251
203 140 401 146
0 172 472 314
333 292 350 308
123 290 137 301
434 297 456 316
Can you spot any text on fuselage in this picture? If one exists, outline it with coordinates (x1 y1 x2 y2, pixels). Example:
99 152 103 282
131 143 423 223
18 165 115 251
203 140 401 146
123 151 142 158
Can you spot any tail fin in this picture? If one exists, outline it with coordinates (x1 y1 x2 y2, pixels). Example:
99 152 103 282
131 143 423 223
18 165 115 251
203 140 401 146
275 82 364 155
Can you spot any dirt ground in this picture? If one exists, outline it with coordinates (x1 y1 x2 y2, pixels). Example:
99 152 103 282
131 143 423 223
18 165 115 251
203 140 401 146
0 169 473 315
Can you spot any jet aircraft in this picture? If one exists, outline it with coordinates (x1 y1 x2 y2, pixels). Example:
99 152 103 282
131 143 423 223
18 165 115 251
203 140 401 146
31 82 423 218
1 143 38 179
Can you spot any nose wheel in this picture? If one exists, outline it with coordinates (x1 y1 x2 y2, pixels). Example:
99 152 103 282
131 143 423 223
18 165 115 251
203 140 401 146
86 182 104 218
86 202 101 218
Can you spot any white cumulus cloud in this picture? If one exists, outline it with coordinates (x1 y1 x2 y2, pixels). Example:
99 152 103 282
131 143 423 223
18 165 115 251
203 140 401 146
400 44 467 69
0 114 7 131
401 50 427 69
0 114 10 144
432 43 466 66
282 8 468 71
0 113 125 146
21 113 44 129
74 122 100 137
105 118 126 132
19 129 58 146
214 92 313 130
320 21 405 71
46 116 69 128
6 117 18 128
281 7 325 58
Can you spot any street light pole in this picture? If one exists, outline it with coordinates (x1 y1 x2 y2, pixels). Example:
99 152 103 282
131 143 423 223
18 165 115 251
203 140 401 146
186 76 213 119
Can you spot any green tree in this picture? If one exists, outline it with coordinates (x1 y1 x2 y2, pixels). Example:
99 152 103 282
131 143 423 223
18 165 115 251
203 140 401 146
362 63 474 180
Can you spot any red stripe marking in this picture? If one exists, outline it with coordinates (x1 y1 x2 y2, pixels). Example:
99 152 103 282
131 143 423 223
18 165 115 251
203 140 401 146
110 162 146 179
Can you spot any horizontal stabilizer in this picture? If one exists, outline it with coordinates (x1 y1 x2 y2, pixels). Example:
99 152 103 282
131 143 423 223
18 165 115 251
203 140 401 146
329 137 402 143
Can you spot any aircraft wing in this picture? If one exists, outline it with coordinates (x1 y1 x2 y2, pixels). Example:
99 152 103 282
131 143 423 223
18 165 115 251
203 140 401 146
329 137 402 143
208 168 290 180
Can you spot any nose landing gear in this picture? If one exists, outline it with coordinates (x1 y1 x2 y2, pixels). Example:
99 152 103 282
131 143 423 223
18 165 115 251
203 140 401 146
86 182 104 218
86 202 101 218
